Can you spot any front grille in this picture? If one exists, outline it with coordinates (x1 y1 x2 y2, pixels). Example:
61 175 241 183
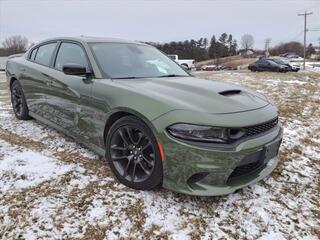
244 117 278 137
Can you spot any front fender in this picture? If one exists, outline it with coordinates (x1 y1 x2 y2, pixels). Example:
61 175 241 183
104 107 160 135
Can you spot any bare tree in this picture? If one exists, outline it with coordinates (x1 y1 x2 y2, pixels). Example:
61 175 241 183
270 41 304 56
241 34 254 51
2 35 29 54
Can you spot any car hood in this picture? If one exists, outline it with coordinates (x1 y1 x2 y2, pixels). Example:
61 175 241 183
113 76 270 114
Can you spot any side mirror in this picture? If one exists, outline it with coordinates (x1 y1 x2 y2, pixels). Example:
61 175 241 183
62 64 89 76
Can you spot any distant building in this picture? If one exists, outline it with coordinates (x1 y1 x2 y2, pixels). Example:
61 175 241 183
238 49 255 56
310 47 320 60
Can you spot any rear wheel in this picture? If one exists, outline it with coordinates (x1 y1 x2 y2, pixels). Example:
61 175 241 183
10 80 31 120
181 63 189 70
251 67 257 72
106 116 163 190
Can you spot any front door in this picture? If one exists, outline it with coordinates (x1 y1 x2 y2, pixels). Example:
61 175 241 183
45 42 93 141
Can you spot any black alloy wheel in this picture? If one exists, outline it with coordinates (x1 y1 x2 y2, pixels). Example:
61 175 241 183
106 116 163 190
10 80 30 120
251 67 257 72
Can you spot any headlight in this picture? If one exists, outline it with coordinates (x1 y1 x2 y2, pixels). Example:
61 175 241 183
166 123 245 143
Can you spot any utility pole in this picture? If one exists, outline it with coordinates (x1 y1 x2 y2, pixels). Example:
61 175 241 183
318 37 320 60
264 38 271 57
298 11 312 70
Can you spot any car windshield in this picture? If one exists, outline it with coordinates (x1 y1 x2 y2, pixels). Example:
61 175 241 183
266 60 277 65
89 43 189 79
271 59 284 64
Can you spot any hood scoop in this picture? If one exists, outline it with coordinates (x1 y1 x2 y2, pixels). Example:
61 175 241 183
219 89 242 96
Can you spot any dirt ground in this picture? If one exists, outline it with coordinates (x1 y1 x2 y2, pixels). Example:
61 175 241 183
0 70 319 239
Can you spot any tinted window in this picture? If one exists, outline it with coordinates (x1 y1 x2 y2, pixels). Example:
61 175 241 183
272 59 283 64
258 60 267 65
30 48 38 61
54 42 88 71
266 60 276 65
35 43 57 66
90 43 188 79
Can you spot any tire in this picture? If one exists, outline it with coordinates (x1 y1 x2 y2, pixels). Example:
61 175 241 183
106 116 163 190
181 64 189 70
10 80 31 120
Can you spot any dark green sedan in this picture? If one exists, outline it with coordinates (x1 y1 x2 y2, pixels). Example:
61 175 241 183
5 37 283 196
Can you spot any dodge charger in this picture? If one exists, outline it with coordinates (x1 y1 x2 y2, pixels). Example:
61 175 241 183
6 37 283 196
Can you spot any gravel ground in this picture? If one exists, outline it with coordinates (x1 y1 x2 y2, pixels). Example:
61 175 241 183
0 70 319 240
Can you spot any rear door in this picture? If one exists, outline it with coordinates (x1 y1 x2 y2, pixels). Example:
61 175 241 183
45 41 93 141
21 42 58 118
257 60 269 71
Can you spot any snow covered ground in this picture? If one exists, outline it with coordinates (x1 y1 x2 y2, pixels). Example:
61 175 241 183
0 71 319 239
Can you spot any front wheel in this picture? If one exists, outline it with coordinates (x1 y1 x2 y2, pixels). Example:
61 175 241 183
250 67 257 72
106 116 163 190
10 80 31 120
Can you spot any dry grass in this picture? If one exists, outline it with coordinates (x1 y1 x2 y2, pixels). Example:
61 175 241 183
0 71 319 239
196 56 256 68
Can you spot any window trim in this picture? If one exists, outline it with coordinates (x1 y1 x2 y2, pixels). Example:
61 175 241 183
30 47 38 61
27 41 59 67
26 39 95 78
53 40 93 74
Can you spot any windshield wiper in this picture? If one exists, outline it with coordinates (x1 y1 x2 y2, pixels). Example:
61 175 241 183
157 74 186 78
112 77 140 79
112 75 187 79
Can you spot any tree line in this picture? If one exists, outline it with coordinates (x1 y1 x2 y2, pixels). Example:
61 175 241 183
148 33 245 61
1 34 316 60
270 41 316 58
0 35 30 56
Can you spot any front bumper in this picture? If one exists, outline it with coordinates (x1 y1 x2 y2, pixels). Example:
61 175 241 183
158 125 283 196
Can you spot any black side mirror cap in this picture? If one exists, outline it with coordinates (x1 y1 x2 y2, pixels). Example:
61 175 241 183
62 64 91 76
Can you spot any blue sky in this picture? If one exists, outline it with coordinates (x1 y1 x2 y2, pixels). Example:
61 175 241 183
0 0 319 49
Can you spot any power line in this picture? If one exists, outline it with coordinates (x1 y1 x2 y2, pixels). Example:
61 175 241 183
290 30 304 42
308 28 320 32
298 11 313 70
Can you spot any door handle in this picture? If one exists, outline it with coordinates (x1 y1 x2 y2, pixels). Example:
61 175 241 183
46 81 52 87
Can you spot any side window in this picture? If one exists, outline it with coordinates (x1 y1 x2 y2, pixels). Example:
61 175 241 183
259 60 266 66
54 42 89 71
30 48 38 61
35 43 57 66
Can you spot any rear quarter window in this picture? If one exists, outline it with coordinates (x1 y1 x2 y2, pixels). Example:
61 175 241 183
34 42 57 66
30 48 38 61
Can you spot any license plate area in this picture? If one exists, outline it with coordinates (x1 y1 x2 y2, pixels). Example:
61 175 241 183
263 139 282 163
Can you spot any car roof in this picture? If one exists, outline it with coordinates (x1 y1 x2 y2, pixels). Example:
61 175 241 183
35 36 148 46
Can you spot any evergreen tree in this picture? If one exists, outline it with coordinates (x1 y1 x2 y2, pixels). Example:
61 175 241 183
203 38 208 49
217 33 229 57
150 32 238 61
306 43 315 57
209 35 218 59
